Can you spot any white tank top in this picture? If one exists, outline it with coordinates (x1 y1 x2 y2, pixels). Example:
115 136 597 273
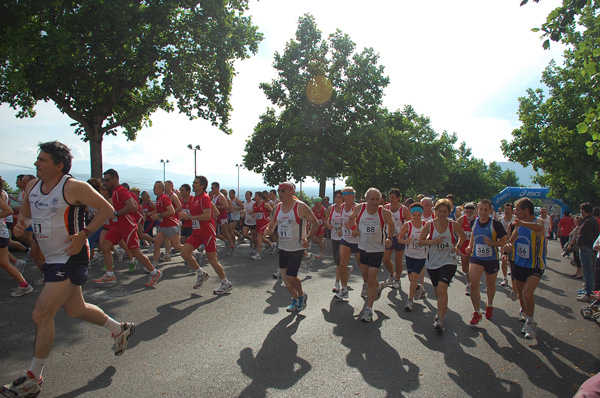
244 200 256 225
2 190 12 223
341 202 358 244
425 220 456 270
29 174 88 264
0 216 9 239
500 215 515 232
230 197 241 221
387 204 406 236
404 220 427 259
275 201 306 252
329 205 343 241
357 204 385 253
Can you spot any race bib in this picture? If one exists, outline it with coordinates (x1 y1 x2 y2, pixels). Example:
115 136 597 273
192 220 200 229
476 243 492 257
32 217 52 241
410 241 422 250
465 231 472 240
437 240 450 251
362 224 377 236
318 219 323 225
278 221 291 241
255 212 263 220
516 243 530 258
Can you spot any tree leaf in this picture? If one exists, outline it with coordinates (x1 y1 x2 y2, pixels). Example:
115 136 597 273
577 122 589 134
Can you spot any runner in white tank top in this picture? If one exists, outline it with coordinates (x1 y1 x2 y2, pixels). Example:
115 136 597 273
264 182 318 313
418 198 466 331
499 202 516 286
347 188 394 322
397 203 428 310
383 188 410 289
325 190 344 292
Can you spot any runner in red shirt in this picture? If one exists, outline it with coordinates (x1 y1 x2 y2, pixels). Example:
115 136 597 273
151 181 184 268
250 191 273 260
180 176 233 294
311 198 326 258
97 169 161 286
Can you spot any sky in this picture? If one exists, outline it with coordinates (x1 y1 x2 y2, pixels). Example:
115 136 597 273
0 0 566 190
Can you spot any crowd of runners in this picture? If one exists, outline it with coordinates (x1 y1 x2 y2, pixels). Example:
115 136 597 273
1 140 598 397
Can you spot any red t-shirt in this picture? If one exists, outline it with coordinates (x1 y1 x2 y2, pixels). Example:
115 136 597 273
156 193 178 227
253 201 270 226
180 196 194 228
190 192 215 236
112 185 136 228
558 216 575 237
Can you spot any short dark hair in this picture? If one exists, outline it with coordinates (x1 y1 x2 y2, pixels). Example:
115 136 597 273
195 176 208 192
389 188 401 199
516 197 534 215
121 182 130 190
410 202 423 210
504 202 513 209
564 210 571 217
39 141 72 174
87 177 102 192
593 207 600 217
180 184 191 192
580 202 593 214
103 168 119 180
211 181 220 189
479 199 492 208
445 194 455 201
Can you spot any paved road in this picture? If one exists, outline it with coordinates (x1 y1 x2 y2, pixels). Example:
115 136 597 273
1 239 598 397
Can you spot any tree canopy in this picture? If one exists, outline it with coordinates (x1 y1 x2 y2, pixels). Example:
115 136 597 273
0 0 262 177
243 14 389 197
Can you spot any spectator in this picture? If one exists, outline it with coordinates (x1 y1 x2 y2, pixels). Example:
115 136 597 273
576 203 599 302
558 211 575 250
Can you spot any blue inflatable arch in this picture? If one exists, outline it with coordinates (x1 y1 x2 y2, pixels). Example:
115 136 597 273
490 187 569 214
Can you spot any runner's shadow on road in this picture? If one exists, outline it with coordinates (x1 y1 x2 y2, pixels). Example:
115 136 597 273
483 324 598 397
322 300 420 397
237 313 310 398
57 366 116 398
263 275 312 315
126 293 222 351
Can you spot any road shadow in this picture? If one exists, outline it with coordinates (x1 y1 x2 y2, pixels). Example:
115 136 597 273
262 275 312 315
57 366 116 398
237 313 311 398
322 299 420 397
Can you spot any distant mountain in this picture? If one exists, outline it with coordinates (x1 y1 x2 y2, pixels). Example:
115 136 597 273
497 161 539 187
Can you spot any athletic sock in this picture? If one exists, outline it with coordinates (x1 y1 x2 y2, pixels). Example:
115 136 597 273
150 269 157 276
29 357 45 380
106 271 114 277
103 316 123 335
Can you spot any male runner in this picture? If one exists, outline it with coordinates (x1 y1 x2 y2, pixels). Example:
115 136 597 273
151 181 183 268
311 197 327 258
2 141 134 397
499 202 516 286
383 188 410 289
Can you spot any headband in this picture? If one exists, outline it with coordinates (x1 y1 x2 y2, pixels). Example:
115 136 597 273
410 207 423 214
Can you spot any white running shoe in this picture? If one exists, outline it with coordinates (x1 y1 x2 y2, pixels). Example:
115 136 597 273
510 290 519 301
524 322 537 339
251 253 261 260
95 273 117 284
360 308 373 322
1 371 42 397
14 260 26 274
272 269 281 279
115 247 125 262
404 299 414 312
193 271 210 289
434 318 446 331
335 289 349 301
385 275 395 287
392 280 401 290
10 284 34 297
213 281 233 295
332 280 340 293
194 250 204 264
465 284 471 296
375 281 386 301
500 277 508 286
113 322 136 356
347 265 353 274
360 283 368 298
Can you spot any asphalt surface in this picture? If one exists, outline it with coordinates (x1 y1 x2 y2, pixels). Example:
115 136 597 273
1 238 598 398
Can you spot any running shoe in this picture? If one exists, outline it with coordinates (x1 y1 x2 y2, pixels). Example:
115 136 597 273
577 288 587 295
335 289 349 301
470 311 483 326
32 278 45 286
510 290 519 301
332 280 340 293
385 275 395 287
347 265 353 274
95 274 117 285
145 270 162 287
518 309 527 322
360 283 368 298
434 318 446 331
115 247 125 262
128 258 138 272
251 253 261 260
194 250 203 264
269 243 278 255
485 304 493 320
112 322 136 356
315 253 323 259
465 284 471 296
524 322 537 339
193 271 210 289
148 243 154 253
286 298 298 312
226 246 234 256
360 308 373 322
250 248 257 255
10 285 33 298
14 260 26 274
159 253 172 262
577 294 592 302
1 371 42 397
272 269 281 279
375 281 385 301
500 277 508 286
415 285 426 300
297 293 308 311
392 280 401 290
305 253 314 268
404 299 414 312
213 281 233 295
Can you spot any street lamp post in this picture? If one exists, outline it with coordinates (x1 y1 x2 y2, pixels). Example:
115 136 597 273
160 159 169 182
235 164 242 195
187 144 201 177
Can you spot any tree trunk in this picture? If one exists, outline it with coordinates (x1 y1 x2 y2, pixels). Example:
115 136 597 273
319 178 326 199
87 127 104 179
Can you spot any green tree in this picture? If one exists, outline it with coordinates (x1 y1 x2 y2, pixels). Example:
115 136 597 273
523 0 600 156
244 14 389 197
501 55 600 206
0 0 262 177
